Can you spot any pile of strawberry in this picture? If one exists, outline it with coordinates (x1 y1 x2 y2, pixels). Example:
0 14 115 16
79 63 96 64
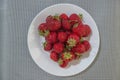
38 13 91 68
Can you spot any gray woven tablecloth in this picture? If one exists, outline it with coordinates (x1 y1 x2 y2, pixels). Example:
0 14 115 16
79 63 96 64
0 0 120 80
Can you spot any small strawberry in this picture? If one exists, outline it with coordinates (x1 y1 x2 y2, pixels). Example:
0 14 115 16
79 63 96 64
45 32 57 44
46 15 54 23
43 42 52 51
50 51 59 62
38 23 49 36
47 19 61 31
72 43 86 54
60 13 68 20
62 19 71 30
67 34 79 47
58 58 68 68
58 31 67 43
61 51 75 62
69 13 82 26
53 43 64 53
83 24 91 37
73 24 91 37
82 40 91 51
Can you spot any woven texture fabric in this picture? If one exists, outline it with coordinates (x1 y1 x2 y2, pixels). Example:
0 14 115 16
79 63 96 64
1 0 120 80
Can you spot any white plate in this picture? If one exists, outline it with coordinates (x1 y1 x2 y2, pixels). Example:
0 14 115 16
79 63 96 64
27 3 100 76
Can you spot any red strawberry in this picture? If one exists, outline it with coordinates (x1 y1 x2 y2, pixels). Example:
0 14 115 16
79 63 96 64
43 42 52 51
58 31 67 42
58 58 68 68
47 19 61 31
45 32 57 44
61 51 75 62
46 15 54 23
62 19 71 30
69 13 82 26
67 34 79 47
84 24 91 37
72 43 86 54
73 24 91 37
50 51 59 62
38 23 49 36
60 13 68 20
53 43 64 53
82 40 91 51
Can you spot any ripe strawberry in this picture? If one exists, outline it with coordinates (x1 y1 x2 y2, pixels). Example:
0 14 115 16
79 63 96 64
72 43 86 54
45 32 57 44
43 42 52 51
69 13 82 26
38 23 49 36
58 58 68 68
84 24 91 37
72 23 81 34
53 43 64 53
60 13 68 20
61 51 75 62
46 15 54 23
62 19 71 30
58 31 67 42
73 24 91 37
67 34 79 47
47 19 61 31
50 51 59 62
82 40 91 51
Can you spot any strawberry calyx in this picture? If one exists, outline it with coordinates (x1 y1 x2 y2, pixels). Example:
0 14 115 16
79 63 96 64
53 14 60 21
63 52 72 60
73 23 79 28
80 37 84 42
78 14 83 20
39 30 50 37
43 42 47 47
58 58 63 65
67 38 77 47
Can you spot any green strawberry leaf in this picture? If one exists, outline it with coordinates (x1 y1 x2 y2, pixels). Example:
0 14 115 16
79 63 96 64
78 13 83 20
54 14 60 21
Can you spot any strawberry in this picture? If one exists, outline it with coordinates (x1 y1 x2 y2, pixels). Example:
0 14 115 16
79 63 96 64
53 43 64 53
47 19 61 31
72 23 81 35
69 13 82 26
62 19 71 30
50 51 59 62
46 15 54 23
58 31 67 43
38 23 49 36
45 32 57 44
84 24 91 37
72 43 86 54
60 13 68 20
43 42 52 51
61 51 75 62
73 24 91 37
82 40 91 51
67 33 79 47
58 58 68 68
